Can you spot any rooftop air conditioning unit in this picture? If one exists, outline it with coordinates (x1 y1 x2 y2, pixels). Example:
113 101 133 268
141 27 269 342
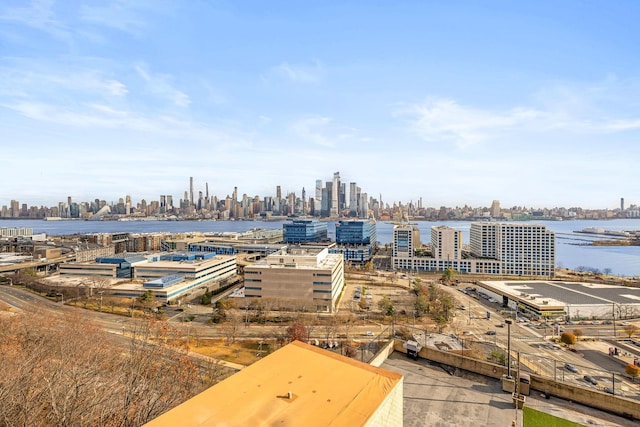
542 300 549 305
530 296 536 300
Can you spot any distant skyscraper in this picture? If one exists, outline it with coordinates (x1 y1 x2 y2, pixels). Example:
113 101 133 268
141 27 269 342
315 180 322 216
331 172 340 217
189 177 194 207
349 182 358 217
621 198 625 211
490 200 501 218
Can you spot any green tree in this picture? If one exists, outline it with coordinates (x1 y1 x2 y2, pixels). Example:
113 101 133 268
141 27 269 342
138 290 156 313
201 291 212 305
211 300 227 323
414 294 429 317
488 349 507 366
434 315 448 333
378 296 395 316
441 267 456 284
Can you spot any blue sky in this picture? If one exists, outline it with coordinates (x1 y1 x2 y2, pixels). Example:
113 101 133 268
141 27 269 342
1 0 639 209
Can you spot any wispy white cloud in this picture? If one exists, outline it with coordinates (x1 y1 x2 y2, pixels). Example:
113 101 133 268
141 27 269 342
79 0 156 34
2 100 251 147
268 60 324 84
0 64 128 102
396 98 542 148
134 63 190 107
398 79 640 148
289 116 366 148
0 0 71 42
291 116 334 146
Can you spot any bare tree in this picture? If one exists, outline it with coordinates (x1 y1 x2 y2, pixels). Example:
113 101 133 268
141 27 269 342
0 312 227 427
623 324 639 339
88 275 111 312
222 312 241 345
286 321 309 343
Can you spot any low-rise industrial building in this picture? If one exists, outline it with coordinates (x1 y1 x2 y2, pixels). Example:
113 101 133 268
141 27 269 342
61 252 237 303
243 246 344 313
476 280 640 320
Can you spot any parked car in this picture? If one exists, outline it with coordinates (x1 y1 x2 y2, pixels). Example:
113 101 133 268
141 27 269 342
583 375 598 385
564 363 579 373
485 330 497 336
620 321 631 326
459 305 467 310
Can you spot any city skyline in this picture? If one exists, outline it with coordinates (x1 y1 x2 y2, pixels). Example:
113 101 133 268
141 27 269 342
2 1 640 208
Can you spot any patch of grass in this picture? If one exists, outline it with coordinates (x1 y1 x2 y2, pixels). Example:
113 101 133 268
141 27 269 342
522 406 583 427
190 339 271 365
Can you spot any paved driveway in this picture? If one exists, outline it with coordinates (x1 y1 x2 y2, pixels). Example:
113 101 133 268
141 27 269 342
381 352 637 427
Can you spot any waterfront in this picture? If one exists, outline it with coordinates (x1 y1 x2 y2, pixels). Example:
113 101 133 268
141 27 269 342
3 218 640 277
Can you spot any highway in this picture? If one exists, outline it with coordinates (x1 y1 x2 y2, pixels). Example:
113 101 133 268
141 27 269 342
448 284 640 398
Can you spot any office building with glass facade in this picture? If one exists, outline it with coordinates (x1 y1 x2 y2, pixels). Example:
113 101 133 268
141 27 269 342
283 220 328 243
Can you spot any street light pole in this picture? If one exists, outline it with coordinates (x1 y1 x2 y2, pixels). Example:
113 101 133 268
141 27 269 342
505 319 513 378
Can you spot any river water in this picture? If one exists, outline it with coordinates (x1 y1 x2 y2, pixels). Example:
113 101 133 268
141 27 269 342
3 218 640 277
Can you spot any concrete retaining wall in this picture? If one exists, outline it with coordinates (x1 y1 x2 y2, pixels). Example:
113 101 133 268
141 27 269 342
369 339 395 367
392 339 639 420
531 376 639 420
392 340 508 379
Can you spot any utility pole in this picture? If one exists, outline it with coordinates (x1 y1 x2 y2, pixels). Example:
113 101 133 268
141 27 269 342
505 319 513 378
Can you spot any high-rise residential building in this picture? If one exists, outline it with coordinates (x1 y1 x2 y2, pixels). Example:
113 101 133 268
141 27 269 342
470 222 556 277
431 225 462 261
621 198 625 211
283 219 328 243
392 224 420 270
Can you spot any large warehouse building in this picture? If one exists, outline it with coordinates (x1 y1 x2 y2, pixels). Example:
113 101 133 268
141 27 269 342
477 280 640 320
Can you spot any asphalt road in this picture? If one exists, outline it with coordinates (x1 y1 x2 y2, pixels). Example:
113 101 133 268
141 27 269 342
2 282 639 398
